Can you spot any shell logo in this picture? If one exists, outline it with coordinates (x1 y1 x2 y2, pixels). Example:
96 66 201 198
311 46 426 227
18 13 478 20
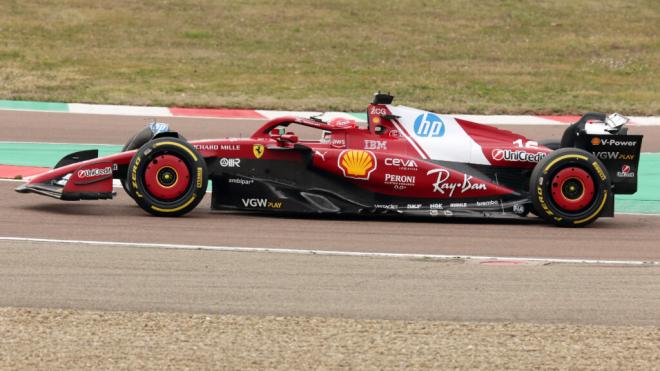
338 150 377 180
591 137 601 146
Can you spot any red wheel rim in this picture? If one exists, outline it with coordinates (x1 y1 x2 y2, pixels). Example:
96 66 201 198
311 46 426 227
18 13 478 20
144 154 190 200
550 167 595 212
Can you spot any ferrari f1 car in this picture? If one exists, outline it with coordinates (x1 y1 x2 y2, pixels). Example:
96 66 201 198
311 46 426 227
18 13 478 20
16 93 643 227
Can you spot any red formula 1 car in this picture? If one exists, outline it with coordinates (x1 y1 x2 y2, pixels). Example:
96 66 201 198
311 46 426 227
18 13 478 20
16 93 643 227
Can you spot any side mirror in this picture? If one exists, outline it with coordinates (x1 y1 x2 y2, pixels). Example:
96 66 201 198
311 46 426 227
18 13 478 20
270 128 285 139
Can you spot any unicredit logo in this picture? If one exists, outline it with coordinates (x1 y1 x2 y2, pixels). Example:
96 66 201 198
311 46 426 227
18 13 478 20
491 149 546 163
77 166 112 178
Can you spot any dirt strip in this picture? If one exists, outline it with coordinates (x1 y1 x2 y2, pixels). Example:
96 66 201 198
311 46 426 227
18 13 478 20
1 307 658 370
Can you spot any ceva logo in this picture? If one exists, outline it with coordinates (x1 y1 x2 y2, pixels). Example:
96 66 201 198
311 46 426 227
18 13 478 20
413 113 445 137
338 150 376 180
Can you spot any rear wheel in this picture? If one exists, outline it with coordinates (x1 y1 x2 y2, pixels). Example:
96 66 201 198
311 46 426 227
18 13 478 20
126 137 207 217
530 148 611 227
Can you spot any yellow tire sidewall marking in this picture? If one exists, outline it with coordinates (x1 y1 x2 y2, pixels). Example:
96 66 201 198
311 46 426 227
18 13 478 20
150 194 197 213
154 141 198 162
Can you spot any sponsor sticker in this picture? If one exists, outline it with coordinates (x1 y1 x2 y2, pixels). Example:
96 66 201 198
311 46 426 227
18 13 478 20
253 144 265 159
598 138 638 147
194 144 219 151
364 140 387 150
413 112 445 137
491 149 546 163
331 138 346 148
374 204 398 210
384 173 416 190
427 168 487 197
384 157 418 171
241 198 283 209
617 164 635 178
595 151 635 161
77 166 112 178
338 150 377 180
219 158 241 167
220 144 240 151
228 178 254 186
476 200 499 207
450 202 467 208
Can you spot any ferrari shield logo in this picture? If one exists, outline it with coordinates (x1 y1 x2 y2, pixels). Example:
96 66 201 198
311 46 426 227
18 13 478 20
253 144 265 159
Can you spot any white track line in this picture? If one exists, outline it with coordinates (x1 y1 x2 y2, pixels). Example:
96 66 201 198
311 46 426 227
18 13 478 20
0 236 657 266
0 108 265 121
68 103 172 117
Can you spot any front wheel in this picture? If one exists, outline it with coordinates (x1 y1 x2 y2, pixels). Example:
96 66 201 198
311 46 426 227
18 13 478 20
530 148 611 227
127 137 207 217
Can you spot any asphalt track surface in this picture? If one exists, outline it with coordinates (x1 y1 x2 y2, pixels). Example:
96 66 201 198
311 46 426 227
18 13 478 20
1 110 659 325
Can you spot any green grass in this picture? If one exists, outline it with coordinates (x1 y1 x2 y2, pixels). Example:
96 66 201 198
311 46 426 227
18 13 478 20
0 0 658 114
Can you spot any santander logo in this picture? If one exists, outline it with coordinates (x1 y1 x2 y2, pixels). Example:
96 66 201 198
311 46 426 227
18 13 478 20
77 166 112 178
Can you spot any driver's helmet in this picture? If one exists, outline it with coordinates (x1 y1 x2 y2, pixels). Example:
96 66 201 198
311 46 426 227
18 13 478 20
328 117 357 129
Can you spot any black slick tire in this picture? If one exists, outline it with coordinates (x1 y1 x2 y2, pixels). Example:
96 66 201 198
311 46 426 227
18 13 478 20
530 148 611 227
126 137 207 217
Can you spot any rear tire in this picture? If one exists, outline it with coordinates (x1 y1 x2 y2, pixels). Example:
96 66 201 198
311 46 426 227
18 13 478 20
530 148 611 227
126 137 207 217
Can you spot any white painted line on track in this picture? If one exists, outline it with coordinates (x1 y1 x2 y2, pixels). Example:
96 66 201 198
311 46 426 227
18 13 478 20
0 236 657 266
68 103 173 117
0 107 266 121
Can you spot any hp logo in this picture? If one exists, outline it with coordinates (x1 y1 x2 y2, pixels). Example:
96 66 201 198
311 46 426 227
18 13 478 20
413 113 445 137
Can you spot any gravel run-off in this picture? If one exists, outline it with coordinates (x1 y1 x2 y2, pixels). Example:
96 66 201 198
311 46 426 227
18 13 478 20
1 307 658 369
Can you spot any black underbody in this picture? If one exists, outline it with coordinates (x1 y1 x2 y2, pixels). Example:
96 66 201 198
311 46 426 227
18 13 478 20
207 155 532 219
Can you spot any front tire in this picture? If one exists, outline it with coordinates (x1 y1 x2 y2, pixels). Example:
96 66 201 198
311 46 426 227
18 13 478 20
127 137 207 217
530 148 611 227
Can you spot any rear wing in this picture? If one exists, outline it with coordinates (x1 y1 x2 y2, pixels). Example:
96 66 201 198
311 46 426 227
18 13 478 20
559 112 642 195
585 134 643 194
